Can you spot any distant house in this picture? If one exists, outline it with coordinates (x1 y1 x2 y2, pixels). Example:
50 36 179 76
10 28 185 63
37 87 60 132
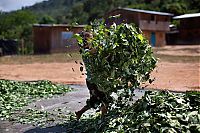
33 24 85 54
105 8 173 47
167 13 200 45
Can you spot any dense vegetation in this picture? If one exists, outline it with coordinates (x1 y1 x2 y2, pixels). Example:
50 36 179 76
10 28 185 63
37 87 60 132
0 10 37 54
0 80 72 125
0 0 199 54
25 0 200 24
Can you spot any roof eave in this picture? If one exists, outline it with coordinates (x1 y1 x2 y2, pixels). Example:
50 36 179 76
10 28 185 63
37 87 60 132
119 7 174 16
173 13 200 19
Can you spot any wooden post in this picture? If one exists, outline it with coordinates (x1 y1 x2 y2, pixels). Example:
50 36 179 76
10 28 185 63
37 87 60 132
21 38 24 55
0 48 3 56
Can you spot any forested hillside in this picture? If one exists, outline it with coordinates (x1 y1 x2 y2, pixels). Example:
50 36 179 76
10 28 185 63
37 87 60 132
0 0 199 54
24 0 83 23
26 0 200 24
1 0 199 26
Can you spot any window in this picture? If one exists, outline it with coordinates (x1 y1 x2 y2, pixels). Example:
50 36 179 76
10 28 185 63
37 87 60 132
151 15 155 21
61 32 75 47
61 32 73 40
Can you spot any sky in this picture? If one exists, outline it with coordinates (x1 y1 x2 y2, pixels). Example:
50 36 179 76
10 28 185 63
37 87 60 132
0 0 46 12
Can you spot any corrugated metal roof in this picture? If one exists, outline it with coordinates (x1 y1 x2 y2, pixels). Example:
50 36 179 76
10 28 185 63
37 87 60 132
33 24 86 28
173 13 200 19
120 8 173 16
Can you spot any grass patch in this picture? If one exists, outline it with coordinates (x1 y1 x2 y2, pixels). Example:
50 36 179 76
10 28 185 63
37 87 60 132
154 54 200 63
0 52 82 64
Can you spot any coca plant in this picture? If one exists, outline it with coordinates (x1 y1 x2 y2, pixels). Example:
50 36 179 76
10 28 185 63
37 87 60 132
75 20 157 95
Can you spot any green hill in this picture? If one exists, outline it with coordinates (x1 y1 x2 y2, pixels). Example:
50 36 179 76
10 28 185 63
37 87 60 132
1 0 200 25
23 0 82 23
23 0 199 24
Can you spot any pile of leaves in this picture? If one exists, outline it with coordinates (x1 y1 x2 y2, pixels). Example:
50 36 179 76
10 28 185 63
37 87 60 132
75 20 157 94
0 79 72 123
65 90 200 133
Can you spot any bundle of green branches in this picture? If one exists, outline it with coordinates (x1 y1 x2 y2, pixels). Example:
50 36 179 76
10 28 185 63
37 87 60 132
75 20 157 94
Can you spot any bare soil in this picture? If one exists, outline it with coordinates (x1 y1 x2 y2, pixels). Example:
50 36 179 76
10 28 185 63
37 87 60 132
0 45 199 92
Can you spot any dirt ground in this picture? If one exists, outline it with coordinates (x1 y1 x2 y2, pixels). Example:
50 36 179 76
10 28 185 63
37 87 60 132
0 45 199 92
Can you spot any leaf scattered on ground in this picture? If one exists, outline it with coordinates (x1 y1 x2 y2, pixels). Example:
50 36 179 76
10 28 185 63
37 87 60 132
64 91 200 133
0 80 72 126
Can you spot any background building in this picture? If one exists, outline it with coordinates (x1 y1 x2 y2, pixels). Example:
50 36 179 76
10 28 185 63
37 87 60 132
33 24 85 54
105 8 173 47
167 13 200 45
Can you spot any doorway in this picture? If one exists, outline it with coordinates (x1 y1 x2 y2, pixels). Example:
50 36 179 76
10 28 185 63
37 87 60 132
151 32 156 47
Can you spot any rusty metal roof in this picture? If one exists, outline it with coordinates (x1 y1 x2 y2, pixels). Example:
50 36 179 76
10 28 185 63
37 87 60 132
119 8 173 16
173 13 200 19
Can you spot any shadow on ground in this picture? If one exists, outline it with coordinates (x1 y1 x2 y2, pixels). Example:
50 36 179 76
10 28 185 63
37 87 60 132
24 125 68 133
24 117 103 133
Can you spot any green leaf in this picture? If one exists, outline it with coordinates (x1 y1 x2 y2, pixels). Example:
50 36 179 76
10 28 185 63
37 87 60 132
73 33 83 44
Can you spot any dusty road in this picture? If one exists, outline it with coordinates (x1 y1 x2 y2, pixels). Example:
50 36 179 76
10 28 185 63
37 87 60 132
0 61 199 92
0 45 199 92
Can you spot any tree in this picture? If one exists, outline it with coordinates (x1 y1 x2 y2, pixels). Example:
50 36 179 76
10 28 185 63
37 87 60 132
189 0 200 12
69 2 89 24
0 10 37 54
39 15 56 24
161 2 188 15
